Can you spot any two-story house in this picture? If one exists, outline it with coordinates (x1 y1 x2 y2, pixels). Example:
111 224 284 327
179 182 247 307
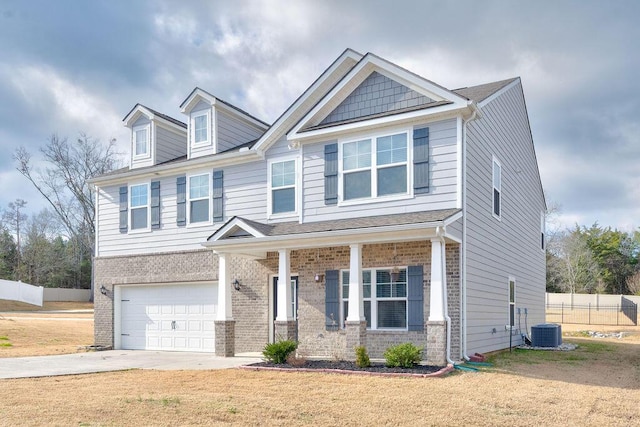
91 49 546 365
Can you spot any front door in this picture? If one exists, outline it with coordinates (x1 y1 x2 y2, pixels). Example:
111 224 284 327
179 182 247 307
271 276 298 342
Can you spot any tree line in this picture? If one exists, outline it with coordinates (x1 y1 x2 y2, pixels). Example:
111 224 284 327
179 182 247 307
546 216 640 295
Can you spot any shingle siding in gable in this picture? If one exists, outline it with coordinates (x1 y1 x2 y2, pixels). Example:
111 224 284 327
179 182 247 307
320 71 435 125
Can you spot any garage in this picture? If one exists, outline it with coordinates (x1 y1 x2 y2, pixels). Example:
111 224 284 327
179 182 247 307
117 283 217 352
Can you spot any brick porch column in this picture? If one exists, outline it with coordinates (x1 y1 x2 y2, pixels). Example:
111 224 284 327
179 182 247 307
345 244 366 359
215 253 235 357
427 238 447 365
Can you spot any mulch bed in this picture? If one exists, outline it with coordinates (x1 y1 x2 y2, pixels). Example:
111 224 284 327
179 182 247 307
243 360 454 378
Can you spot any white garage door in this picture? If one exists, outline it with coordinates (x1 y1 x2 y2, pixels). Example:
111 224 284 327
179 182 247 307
120 283 217 352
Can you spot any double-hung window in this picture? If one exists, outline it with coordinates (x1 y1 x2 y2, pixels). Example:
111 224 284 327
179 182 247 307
341 267 407 329
193 113 208 144
189 174 210 223
342 131 408 201
270 159 296 215
493 157 502 218
133 126 149 157
130 184 149 230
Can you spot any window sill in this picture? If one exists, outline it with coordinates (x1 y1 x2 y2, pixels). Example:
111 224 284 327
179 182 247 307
268 212 297 221
338 193 413 207
186 221 214 228
128 228 152 235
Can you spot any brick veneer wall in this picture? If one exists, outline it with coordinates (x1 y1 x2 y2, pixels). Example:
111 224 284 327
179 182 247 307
94 241 461 364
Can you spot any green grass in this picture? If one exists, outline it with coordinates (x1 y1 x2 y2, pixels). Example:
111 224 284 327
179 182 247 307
0 336 9 340
489 339 614 367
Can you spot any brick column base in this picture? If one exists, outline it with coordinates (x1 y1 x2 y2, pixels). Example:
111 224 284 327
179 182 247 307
426 320 447 366
274 320 298 342
344 320 367 360
215 320 235 357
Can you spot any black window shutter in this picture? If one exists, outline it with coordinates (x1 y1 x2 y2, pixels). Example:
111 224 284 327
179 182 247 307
150 181 160 229
324 143 338 205
325 270 340 331
413 127 430 194
119 186 128 233
407 265 424 331
176 176 186 226
212 170 223 222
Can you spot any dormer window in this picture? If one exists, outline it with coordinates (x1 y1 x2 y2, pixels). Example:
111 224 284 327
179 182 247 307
192 112 209 145
133 125 149 157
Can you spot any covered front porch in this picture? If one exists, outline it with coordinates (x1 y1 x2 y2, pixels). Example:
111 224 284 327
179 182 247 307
203 210 462 365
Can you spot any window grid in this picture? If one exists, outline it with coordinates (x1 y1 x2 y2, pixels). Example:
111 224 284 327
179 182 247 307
342 132 408 201
270 160 297 215
189 174 210 224
341 268 407 330
194 114 208 144
130 184 148 230
134 128 148 156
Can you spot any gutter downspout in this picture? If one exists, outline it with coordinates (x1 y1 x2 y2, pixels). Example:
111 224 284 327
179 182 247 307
437 226 455 366
461 102 479 361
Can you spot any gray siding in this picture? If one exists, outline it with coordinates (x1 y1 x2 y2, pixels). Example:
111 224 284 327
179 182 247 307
97 160 268 257
301 118 459 222
464 81 546 355
216 110 264 152
155 125 186 164
320 71 434 125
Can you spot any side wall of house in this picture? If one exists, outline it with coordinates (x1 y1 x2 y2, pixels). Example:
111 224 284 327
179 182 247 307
464 82 546 355
155 124 186 164
216 110 264 152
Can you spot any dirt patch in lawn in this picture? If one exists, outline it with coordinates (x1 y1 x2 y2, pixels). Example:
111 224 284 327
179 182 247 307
0 300 93 312
1 338 639 426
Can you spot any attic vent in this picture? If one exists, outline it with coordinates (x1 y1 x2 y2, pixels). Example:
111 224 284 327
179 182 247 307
531 324 562 347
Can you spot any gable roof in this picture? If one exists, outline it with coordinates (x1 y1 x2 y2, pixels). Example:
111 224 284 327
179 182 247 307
122 103 187 129
179 87 270 129
452 78 519 103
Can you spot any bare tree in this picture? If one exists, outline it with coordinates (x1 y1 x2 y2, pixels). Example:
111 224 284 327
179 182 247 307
14 134 120 254
2 199 27 280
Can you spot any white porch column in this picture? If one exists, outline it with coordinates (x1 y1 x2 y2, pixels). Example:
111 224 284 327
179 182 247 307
346 243 365 322
216 253 233 320
429 238 446 321
276 249 293 321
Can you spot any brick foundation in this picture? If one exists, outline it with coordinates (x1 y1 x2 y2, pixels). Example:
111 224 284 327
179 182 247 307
344 320 367 360
426 320 447 365
215 320 235 357
274 320 298 342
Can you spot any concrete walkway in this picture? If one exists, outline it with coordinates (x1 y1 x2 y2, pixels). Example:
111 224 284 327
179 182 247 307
0 350 262 379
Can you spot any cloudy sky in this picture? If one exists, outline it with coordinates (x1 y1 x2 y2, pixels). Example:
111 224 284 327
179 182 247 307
0 0 638 231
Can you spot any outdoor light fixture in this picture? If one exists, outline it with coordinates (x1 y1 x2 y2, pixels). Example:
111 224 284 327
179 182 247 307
232 279 241 291
100 285 108 295
314 273 325 283
390 243 400 282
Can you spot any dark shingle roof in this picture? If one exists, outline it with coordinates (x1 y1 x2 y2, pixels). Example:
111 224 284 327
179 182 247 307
123 103 187 128
220 209 460 240
452 78 518 103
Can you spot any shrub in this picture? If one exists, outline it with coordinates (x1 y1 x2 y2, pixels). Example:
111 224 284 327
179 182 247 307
384 342 422 368
262 340 298 364
286 351 307 367
355 346 371 368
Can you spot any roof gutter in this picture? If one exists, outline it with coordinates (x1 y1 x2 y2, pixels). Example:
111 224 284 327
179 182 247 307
88 148 261 187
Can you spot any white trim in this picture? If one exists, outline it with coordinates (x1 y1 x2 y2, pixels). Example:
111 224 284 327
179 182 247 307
132 123 151 160
128 182 151 233
211 217 267 240
123 105 186 135
267 156 299 218
187 172 212 226
253 49 363 153
337 127 412 205
508 276 516 327
492 155 502 220
287 52 470 141
341 266 409 331
192 111 210 146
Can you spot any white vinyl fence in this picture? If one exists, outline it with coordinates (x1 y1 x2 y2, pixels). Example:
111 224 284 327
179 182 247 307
0 279 43 306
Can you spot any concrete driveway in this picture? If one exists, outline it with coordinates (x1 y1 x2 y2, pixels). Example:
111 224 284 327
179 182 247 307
0 351 262 379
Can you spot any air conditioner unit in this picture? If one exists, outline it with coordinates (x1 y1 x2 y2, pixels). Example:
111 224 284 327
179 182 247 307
531 323 562 347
